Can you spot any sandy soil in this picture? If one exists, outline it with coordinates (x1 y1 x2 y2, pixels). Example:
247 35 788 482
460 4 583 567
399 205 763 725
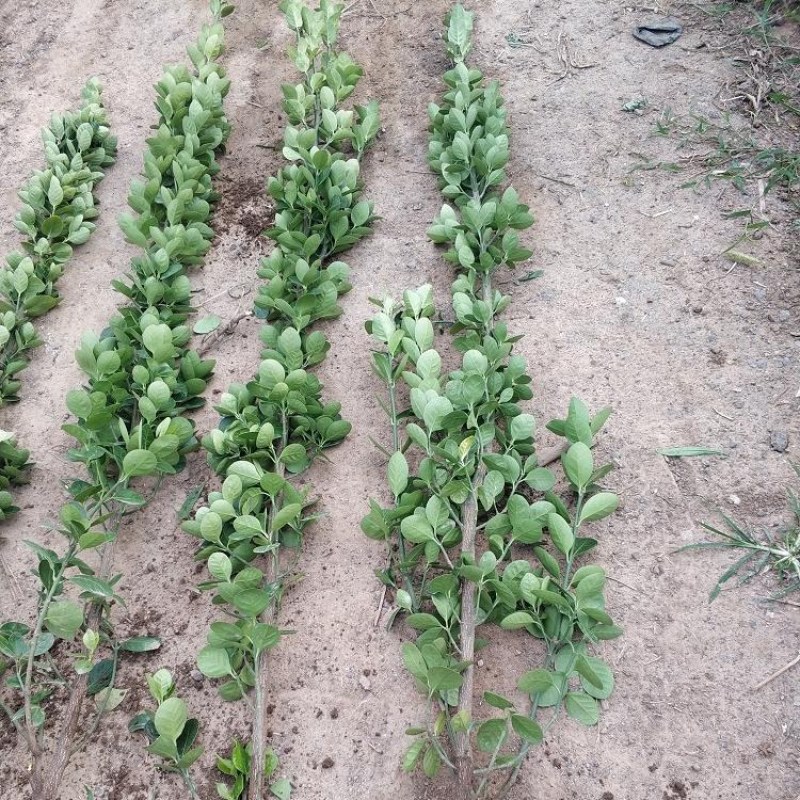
1 0 799 798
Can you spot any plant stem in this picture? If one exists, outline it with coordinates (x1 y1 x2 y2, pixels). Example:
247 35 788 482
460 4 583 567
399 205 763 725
29 530 118 800
454 478 479 799
180 767 201 800
248 411 288 800
454 271 496 799
23 541 78 755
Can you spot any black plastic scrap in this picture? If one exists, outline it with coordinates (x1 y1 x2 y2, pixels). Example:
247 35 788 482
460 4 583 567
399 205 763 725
633 17 683 47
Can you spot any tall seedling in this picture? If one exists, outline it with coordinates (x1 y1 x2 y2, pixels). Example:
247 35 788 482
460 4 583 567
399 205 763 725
0 82 117 517
0 80 117 405
363 7 621 799
0 5 232 797
182 1 379 798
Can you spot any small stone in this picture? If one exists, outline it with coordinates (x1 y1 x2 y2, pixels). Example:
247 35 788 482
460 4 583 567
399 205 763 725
615 296 627 306
190 669 203 684
728 494 741 506
321 757 334 769
770 430 789 453
692 305 703 314
358 675 371 691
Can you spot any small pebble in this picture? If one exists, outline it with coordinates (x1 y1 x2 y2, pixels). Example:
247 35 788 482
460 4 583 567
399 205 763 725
321 757 335 769
729 494 741 506
770 430 789 453
190 669 203 684
358 675 371 691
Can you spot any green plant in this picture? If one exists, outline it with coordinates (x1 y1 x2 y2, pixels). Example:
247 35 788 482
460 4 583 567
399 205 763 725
130 669 204 799
182 1 378 798
0 430 31 519
0 82 117 517
215 740 291 800
680 470 800 601
0 80 117 406
362 8 620 799
0 6 231 798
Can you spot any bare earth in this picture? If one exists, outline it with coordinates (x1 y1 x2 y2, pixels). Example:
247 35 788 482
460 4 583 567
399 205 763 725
0 0 799 798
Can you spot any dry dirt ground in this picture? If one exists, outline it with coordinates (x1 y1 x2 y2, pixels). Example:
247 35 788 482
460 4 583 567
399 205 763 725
1 0 799 798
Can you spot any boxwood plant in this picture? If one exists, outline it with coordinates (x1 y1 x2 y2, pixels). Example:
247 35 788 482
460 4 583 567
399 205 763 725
0 79 117 406
0 81 117 518
0 5 231 798
182 1 379 797
362 7 621 799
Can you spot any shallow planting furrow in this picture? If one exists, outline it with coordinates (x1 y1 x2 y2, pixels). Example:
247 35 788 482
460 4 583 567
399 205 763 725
181 1 379 797
0 82 117 518
0 4 232 798
363 7 621 799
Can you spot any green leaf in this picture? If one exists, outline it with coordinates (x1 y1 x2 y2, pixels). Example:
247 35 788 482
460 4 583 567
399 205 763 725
279 444 307 468
476 718 507 753
406 613 441 631
208 552 233 582
66 389 93 420
45 600 83 640
48 175 64 207
142 323 175 362
95 686 127 712
388 451 409 497
122 449 158 478
574 654 603 690
400 514 433 544
271 778 291 800
427 667 462 693
547 512 574 556
154 697 187 741
401 643 427 681
87 659 115 696
251 623 281 654
272 503 301 532
422 744 441 778
562 441 593 489
403 739 425 773
511 714 543 745
120 636 161 653
658 446 726 458
578 492 619 524
526 467 555 492
578 656 614 699
484 691 514 710
518 668 553 695
510 413 535 441
232 588 270 617
565 691 599 725
148 735 178 761
500 611 536 630
193 314 221 335
197 646 233 679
